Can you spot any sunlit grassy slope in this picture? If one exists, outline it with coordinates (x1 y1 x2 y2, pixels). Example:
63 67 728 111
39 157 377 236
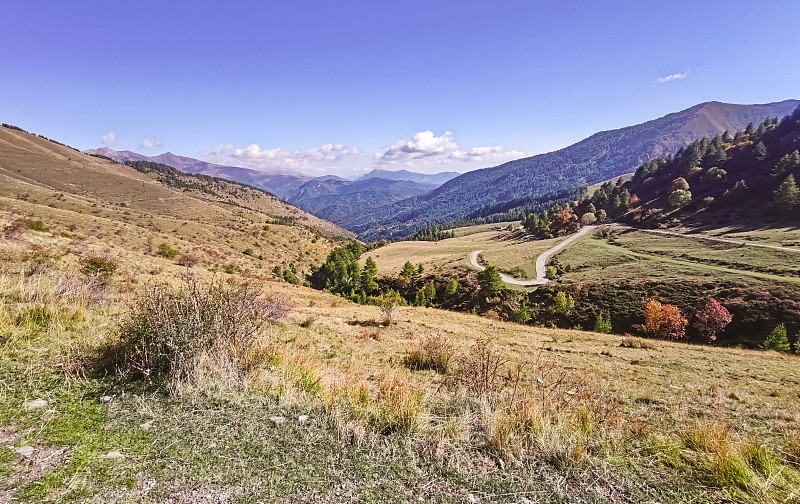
0 127 349 276
365 222 563 280
369 220 800 287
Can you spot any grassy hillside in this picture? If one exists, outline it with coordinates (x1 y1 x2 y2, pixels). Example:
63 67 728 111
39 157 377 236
0 125 350 276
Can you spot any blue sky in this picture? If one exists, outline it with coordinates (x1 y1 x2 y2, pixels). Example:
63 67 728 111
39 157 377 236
2 0 799 176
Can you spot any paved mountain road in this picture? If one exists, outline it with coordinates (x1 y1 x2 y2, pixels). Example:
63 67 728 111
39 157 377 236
469 225 597 286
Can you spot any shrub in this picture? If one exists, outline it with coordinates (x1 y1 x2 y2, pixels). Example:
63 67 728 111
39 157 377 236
762 324 791 353
403 334 453 373
282 269 301 285
156 242 178 259
116 275 281 383
26 220 49 233
222 264 235 274
620 336 656 349
81 256 117 280
668 189 692 208
243 248 254 256
177 253 199 268
3 219 28 238
376 290 405 325
453 340 507 400
262 293 294 323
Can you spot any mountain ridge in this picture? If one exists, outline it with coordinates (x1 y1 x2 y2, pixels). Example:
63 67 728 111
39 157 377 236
351 99 800 240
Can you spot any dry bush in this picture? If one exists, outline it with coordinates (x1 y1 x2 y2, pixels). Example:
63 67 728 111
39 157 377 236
371 373 424 434
403 334 453 374
177 252 199 268
2 219 28 238
451 339 509 400
81 256 117 282
116 275 279 384
4 268 109 306
784 429 800 467
263 293 293 324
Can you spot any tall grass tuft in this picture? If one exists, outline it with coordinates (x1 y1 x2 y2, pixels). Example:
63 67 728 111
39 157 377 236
403 334 453 373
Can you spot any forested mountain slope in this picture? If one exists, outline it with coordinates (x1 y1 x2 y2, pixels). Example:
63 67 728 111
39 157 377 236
353 100 798 240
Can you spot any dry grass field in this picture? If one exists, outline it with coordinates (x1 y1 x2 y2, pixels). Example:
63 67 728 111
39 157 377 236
366 224 563 280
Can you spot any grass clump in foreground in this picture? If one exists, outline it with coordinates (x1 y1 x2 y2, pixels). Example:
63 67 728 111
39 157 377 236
114 274 292 385
402 333 453 373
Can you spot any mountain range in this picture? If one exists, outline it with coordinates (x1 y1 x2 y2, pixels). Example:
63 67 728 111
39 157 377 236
348 99 800 240
86 148 458 224
89 100 799 240
357 169 460 186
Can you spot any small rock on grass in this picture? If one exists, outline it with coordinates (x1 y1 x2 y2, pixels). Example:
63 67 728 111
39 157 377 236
24 399 48 410
140 420 155 430
269 416 286 426
100 395 113 403
16 445 36 458
100 451 125 460
298 415 309 423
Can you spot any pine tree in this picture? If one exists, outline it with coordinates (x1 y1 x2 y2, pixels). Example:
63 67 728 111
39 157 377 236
773 174 799 211
763 324 791 353
513 299 532 324
753 141 768 161
477 265 503 295
400 261 417 281
361 257 379 294
722 130 734 143
445 278 459 297
593 313 613 334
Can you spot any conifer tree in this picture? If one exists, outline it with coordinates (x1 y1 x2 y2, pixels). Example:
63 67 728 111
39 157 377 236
763 324 791 353
773 174 799 211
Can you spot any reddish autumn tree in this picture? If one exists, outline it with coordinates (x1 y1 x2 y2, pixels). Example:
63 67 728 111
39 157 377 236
693 298 732 342
640 299 688 340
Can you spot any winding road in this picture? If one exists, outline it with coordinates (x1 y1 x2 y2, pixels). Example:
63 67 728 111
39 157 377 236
469 225 597 286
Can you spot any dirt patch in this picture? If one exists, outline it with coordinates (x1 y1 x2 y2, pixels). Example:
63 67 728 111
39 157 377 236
1 433 66 501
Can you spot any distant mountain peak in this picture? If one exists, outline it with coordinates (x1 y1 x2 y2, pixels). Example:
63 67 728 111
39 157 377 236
357 168 460 186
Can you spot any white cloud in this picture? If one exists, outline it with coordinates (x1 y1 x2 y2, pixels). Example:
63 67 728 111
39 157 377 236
140 138 164 149
102 131 117 147
656 72 688 84
375 131 527 166
202 142 361 173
